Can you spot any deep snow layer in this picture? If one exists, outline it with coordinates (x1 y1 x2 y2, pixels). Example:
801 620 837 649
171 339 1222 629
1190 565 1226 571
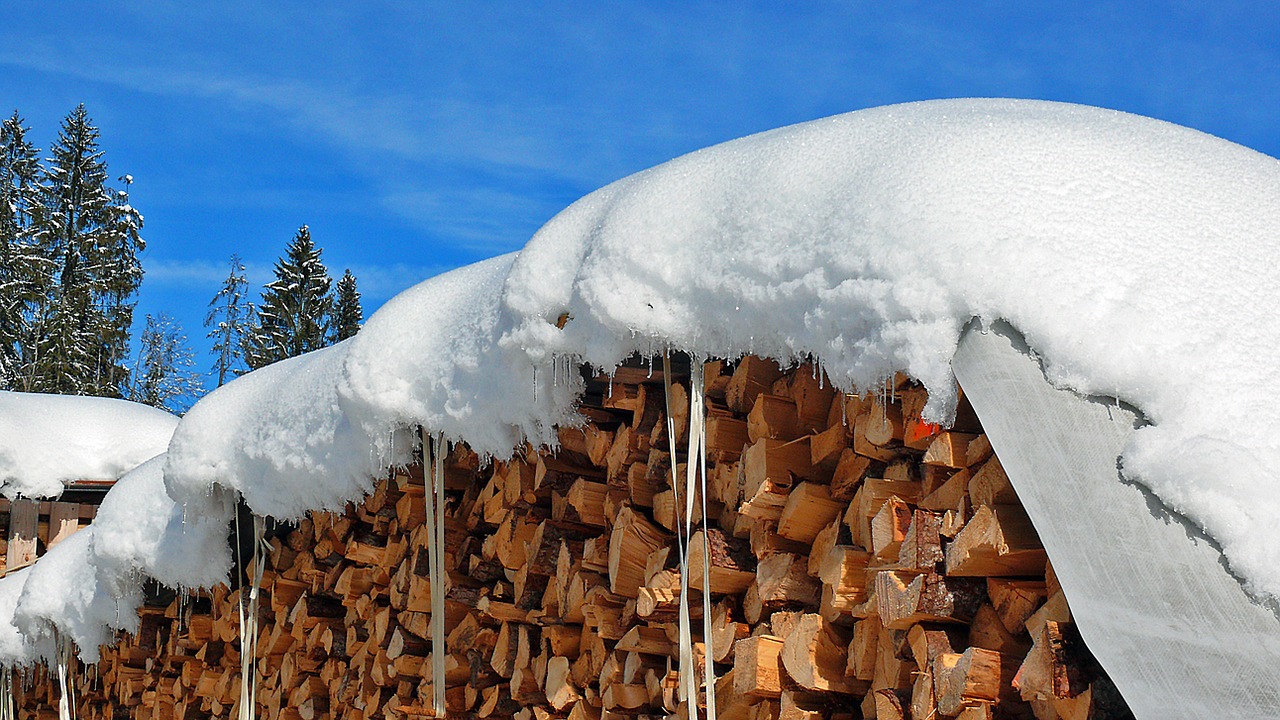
162 99 1280 605
147 98 1278 615
0 456 233 665
164 254 580 519
0 391 179 498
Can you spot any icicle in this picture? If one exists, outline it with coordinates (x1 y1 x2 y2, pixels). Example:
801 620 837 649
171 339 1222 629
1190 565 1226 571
532 365 538 403
422 430 447 718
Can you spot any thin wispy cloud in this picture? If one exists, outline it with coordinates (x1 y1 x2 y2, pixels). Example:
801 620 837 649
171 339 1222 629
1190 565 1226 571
144 258 273 289
379 186 555 255
145 257 443 307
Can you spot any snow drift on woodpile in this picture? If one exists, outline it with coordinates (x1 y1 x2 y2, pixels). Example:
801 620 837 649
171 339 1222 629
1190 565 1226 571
165 98 1280 607
0 456 233 665
164 253 580 519
0 569 52 666
0 391 179 498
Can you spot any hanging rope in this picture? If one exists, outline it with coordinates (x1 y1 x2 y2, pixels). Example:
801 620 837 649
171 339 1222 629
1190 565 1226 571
422 430 448 718
238 513 267 720
664 355 717 720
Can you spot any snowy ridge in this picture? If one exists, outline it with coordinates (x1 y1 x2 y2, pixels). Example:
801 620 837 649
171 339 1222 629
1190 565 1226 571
169 99 1280 604
164 253 581 520
6 98 1280 666
0 391 179 498
504 98 1280 604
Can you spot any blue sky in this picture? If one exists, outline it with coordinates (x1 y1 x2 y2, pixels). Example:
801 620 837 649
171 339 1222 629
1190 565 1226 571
2 2 1278 390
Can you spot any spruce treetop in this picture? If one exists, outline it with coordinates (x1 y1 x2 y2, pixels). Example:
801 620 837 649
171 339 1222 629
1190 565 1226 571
332 268 362 343
244 225 335 370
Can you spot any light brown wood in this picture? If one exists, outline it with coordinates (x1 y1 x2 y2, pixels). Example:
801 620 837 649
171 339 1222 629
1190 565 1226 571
727 356 783 414
780 614 864 694
747 394 802 443
732 635 785 698
946 504 1047 577
19 355 1121 720
776 482 844 544
46 502 81 549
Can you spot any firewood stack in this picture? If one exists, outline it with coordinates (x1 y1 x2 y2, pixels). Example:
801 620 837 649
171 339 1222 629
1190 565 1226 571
11 355 1133 720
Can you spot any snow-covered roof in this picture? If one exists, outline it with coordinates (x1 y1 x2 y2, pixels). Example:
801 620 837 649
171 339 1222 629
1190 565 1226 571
0 391 179 498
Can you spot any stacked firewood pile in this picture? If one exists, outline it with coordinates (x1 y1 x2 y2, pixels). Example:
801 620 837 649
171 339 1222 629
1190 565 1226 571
13 355 1132 720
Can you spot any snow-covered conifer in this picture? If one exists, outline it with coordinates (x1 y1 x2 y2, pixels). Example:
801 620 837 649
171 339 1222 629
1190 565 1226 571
89 173 145 394
331 269 362 342
128 313 202 413
0 111 46 387
205 254 251 386
29 105 130 395
243 225 333 370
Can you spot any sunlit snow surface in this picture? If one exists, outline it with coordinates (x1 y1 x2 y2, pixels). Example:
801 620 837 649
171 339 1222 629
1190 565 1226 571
0 391 178 498
160 98 1280 611
1 457 233 663
0 569 52 666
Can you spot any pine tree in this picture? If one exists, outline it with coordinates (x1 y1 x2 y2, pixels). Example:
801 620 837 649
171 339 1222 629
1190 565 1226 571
243 226 333 370
29 105 135 396
205 254 251 386
0 111 46 388
128 314 201 413
93 173 145 392
331 269 362 342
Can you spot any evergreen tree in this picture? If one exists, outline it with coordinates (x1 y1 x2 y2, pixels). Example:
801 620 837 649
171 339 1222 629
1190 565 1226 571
93 173 145 391
331 269 362 342
128 314 201 413
0 111 46 388
243 226 333 370
29 105 139 396
205 254 251 386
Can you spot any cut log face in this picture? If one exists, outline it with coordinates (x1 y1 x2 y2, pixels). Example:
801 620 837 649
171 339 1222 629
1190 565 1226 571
776 482 844 544
733 635 786 698
748 394 802 443
945 504 1047 577
25 354 1129 720
780 614 864 694
608 506 669 598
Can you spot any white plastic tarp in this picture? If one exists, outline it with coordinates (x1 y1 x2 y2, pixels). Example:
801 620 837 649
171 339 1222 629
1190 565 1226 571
951 322 1280 718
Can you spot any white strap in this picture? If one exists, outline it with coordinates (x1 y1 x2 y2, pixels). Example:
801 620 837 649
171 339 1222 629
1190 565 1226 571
0 667 12 720
423 430 448 718
55 630 72 720
691 362 717 718
663 356 696 713
665 356 717 719
238 513 267 720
